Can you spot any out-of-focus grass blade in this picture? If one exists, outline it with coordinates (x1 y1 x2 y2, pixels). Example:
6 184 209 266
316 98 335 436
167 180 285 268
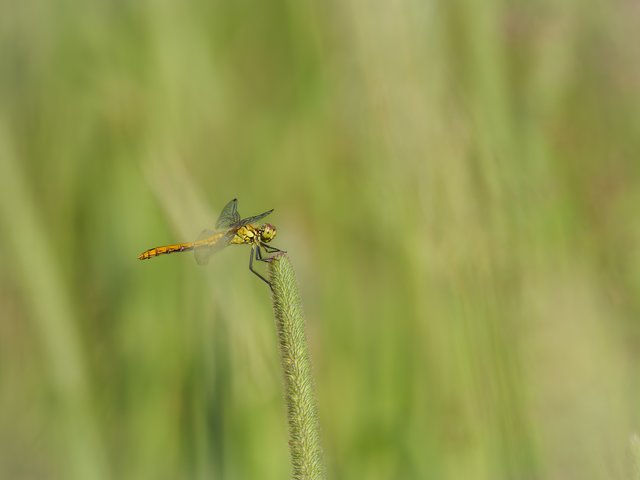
0 125 108 480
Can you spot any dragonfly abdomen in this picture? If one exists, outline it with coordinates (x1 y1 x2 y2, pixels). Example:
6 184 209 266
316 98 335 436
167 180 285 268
138 242 195 260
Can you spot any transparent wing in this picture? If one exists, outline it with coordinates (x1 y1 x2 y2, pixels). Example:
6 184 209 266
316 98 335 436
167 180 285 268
215 198 241 229
193 229 234 266
237 209 273 227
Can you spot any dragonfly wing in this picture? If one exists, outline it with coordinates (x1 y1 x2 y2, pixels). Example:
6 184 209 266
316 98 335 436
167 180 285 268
194 230 233 266
215 198 241 229
237 209 273 227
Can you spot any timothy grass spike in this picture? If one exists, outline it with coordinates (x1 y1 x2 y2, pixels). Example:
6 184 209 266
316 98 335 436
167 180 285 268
268 254 325 480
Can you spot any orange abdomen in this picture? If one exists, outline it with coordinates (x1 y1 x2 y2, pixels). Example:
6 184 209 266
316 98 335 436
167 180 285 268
138 242 194 260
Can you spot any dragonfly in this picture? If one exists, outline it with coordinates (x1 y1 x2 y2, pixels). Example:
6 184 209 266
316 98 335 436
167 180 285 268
138 198 284 286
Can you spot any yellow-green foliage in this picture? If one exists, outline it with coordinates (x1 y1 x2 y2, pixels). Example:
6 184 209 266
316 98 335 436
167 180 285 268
1 1 639 479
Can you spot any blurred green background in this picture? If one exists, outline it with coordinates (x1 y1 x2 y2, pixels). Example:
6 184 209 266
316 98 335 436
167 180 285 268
1 0 639 479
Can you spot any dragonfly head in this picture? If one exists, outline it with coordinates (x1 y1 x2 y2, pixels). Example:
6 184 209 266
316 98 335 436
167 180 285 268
260 223 277 243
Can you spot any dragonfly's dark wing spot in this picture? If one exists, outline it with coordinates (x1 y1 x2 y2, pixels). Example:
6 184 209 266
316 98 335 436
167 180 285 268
194 230 234 266
237 209 273 227
215 198 241 229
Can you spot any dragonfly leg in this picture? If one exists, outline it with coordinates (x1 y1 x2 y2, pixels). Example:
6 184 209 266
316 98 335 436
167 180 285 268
249 246 272 287
262 244 285 254
256 245 283 264
256 245 271 263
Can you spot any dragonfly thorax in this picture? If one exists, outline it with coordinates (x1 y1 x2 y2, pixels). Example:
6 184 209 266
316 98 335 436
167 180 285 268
231 223 277 246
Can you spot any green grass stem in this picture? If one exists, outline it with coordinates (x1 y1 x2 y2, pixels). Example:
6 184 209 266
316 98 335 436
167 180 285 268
268 254 325 480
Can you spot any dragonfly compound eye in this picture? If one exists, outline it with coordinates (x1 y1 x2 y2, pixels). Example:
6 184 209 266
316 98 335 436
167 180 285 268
262 224 277 242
